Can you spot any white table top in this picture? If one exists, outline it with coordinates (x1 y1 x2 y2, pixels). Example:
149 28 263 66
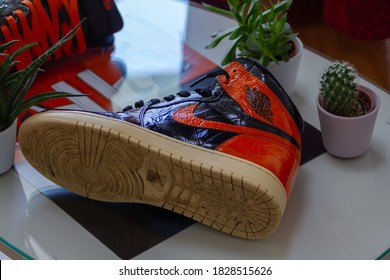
1 0 389 260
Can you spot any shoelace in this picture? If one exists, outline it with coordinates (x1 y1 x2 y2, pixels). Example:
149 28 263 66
0 0 86 70
122 68 230 112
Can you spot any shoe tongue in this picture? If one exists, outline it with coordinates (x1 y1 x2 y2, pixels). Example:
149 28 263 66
78 0 123 47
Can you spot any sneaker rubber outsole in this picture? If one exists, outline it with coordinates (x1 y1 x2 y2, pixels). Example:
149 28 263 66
19 111 287 239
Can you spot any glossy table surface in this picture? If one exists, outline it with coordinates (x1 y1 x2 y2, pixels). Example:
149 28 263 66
1 0 390 260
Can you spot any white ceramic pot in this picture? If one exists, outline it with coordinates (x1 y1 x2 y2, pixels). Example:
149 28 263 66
316 86 380 158
0 120 17 174
267 37 303 96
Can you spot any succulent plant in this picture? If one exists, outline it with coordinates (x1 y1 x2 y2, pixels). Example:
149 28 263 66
204 0 298 67
319 61 362 117
0 23 84 132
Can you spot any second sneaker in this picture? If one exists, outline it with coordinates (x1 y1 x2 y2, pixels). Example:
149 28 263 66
0 0 123 69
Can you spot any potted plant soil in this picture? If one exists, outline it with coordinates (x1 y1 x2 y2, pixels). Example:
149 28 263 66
203 0 302 96
316 61 381 158
0 25 84 175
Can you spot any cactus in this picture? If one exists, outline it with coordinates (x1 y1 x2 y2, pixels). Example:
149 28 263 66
319 61 359 117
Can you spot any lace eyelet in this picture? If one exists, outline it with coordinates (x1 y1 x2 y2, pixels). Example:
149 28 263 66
163 94 175 101
195 88 212 98
177 90 191 97
135 100 145 108
122 105 133 112
150 98 161 105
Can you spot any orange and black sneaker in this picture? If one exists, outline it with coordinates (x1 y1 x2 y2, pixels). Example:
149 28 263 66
0 0 123 70
19 58 304 239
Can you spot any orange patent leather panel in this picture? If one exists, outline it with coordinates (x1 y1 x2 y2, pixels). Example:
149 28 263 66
216 134 301 197
218 61 301 146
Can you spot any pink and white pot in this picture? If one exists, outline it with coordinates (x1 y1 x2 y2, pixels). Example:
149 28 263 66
316 85 380 158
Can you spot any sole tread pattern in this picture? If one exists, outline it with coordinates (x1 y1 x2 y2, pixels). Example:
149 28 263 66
19 112 286 239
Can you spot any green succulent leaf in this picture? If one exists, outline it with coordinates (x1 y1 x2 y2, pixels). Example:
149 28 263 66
244 1 261 26
276 14 287 33
202 3 232 17
221 40 240 65
7 26 79 102
0 40 18 53
227 0 240 7
229 27 244 40
206 27 236 49
204 0 298 67
262 0 292 17
0 21 85 131
11 92 86 121
246 34 262 53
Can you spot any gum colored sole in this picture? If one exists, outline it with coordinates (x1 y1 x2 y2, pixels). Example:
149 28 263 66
19 111 287 239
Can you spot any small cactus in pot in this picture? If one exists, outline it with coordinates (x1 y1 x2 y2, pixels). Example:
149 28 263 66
317 60 381 158
319 61 371 117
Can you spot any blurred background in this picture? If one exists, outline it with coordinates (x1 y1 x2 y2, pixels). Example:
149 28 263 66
193 0 390 91
289 0 389 91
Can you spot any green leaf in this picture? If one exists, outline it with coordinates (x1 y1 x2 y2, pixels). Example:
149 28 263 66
229 27 243 40
260 56 271 67
245 1 261 29
202 3 232 17
8 22 82 109
231 1 248 24
205 28 235 49
262 0 292 18
0 43 35 86
0 20 85 128
276 15 287 33
11 92 86 121
210 26 237 38
227 0 239 7
204 0 297 67
221 40 240 65
0 40 18 53
9 69 39 111
0 41 35 121
246 34 262 53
